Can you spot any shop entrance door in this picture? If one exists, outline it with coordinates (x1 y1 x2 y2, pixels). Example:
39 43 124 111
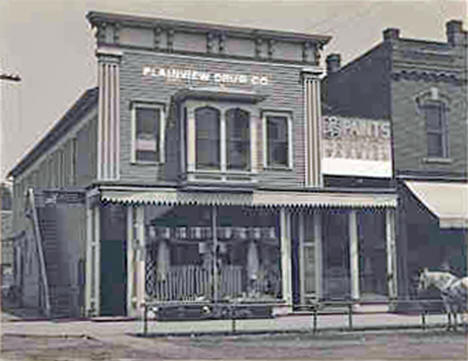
358 210 387 300
100 240 127 316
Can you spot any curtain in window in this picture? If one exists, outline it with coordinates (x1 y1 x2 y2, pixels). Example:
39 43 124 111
135 108 160 162
267 116 288 167
195 107 220 169
226 108 250 170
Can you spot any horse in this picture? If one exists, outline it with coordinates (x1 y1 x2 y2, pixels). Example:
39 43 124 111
417 268 468 331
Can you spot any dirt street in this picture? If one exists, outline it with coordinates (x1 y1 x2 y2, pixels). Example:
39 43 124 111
1 330 467 360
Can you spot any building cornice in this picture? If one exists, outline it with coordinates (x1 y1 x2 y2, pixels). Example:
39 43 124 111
86 11 331 46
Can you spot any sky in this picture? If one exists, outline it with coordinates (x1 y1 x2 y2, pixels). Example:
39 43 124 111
0 0 466 181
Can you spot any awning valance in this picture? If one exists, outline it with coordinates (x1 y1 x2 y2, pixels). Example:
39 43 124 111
404 181 468 228
100 188 396 208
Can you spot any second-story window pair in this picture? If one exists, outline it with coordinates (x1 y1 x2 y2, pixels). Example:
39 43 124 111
195 107 250 171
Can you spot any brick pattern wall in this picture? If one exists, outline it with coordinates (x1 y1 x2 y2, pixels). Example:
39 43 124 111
323 44 391 120
390 39 467 177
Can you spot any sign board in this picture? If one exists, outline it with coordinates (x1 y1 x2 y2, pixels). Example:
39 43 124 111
143 66 270 86
321 115 392 178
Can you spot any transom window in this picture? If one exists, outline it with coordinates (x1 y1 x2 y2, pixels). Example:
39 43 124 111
423 102 448 158
263 112 292 168
132 103 165 163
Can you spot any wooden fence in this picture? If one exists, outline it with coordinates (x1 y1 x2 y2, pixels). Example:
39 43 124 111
147 265 243 301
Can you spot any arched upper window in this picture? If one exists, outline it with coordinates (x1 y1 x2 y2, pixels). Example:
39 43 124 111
226 108 250 170
195 106 220 169
415 88 449 159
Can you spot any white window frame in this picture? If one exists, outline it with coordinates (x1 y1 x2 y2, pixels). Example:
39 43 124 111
130 102 165 164
185 100 257 174
262 110 293 169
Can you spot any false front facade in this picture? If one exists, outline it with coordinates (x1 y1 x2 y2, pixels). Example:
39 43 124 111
9 12 397 318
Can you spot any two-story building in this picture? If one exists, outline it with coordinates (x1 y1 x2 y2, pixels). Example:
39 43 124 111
8 11 397 318
323 20 467 306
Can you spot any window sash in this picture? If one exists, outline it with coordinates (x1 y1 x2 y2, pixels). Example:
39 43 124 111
424 103 447 158
226 109 250 170
133 106 161 163
266 115 289 167
195 107 221 169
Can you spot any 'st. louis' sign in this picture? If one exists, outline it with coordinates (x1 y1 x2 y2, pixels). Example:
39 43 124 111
142 66 270 86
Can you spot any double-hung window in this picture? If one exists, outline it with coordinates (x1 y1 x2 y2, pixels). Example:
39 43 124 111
132 103 165 163
194 106 252 171
195 106 221 169
423 102 448 158
263 112 292 168
226 108 250 171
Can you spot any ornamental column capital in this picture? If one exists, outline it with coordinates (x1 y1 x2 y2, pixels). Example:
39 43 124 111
301 67 323 80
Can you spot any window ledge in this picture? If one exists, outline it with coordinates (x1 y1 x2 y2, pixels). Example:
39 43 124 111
422 157 453 164
130 161 163 166
263 166 293 172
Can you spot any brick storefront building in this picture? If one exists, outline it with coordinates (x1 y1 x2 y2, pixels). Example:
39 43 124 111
323 20 467 306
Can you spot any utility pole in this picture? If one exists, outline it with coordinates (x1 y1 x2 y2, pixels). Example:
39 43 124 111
0 69 22 182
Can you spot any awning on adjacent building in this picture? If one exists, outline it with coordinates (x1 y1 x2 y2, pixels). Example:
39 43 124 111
404 181 468 228
100 187 397 208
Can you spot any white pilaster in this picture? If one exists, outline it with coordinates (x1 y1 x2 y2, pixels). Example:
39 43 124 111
211 206 218 301
313 210 323 300
220 113 226 172
85 204 93 315
126 206 135 316
250 115 258 173
96 48 122 180
349 210 359 301
298 212 305 305
385 208 397 299
280 208 292 305
85 204 100 316
187 109 196 172
135 206 146 316
302 69 323 188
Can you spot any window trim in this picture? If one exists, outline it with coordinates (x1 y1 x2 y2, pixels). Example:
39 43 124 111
422 100 449 159
262 110 293 170
130 101 166 165
184 100 258 174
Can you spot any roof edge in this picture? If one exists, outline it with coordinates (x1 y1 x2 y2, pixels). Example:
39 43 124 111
86 11 331 45
8 87 99 179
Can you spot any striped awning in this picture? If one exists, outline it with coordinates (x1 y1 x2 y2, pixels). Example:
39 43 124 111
405 181 468 228
100 187 396 208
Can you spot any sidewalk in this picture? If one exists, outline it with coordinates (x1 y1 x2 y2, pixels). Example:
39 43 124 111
1 308 456 339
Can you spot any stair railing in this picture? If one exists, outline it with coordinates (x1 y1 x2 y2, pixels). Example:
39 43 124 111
27 188 51 317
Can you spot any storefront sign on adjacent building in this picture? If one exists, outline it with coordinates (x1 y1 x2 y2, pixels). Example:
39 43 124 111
321 115 392 177
143 66 270 85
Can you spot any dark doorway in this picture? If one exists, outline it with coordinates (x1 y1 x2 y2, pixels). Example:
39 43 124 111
100 240 127 316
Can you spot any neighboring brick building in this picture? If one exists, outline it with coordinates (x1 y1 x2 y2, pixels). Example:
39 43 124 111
323 20 467 304
8 12 398 318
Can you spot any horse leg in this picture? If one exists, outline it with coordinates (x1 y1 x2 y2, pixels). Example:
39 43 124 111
453 312 458 332
447 311 452 331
